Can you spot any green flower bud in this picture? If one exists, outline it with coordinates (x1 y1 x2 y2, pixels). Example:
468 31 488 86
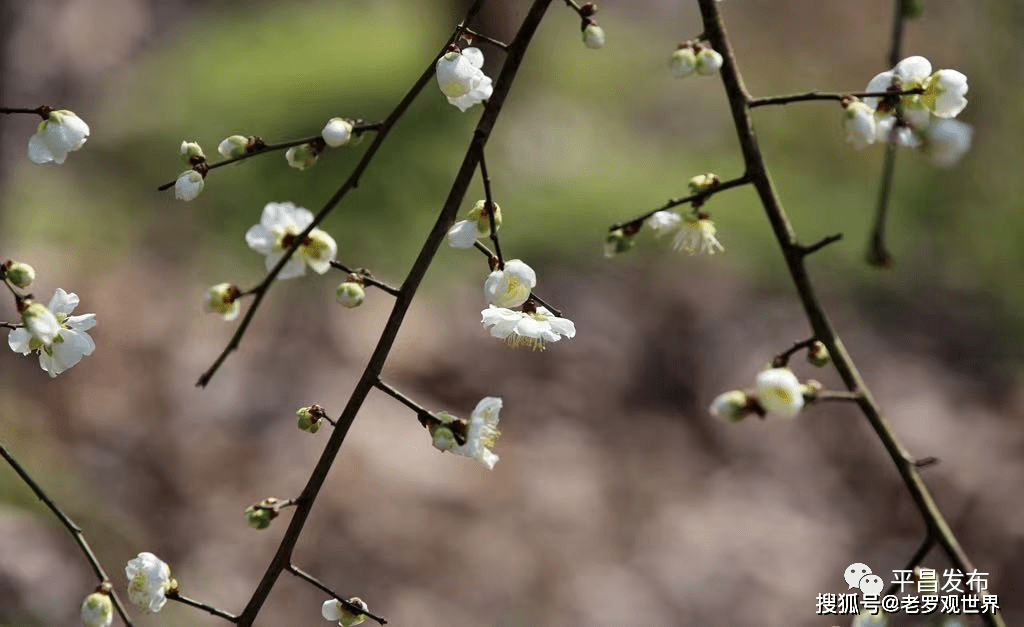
4 261 35 288
806 340 831 367
467 199 502 237
801 379 823 401
336 282 366 308
244 504 275 530
709 390 754 422
218 135 250 159
582 24 606 49
180 140 205 163
296 405 323 433
604 228 636 258
285 143 319 170
80 591 113 627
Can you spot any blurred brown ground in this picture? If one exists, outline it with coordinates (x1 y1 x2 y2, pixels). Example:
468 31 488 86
1 1 1022 626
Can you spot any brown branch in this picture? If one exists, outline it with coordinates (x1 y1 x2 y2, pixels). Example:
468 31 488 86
478 150 504 268
458 27 509 51
608 174 750 231
285 564 387 625
798 232 843 256
0 441 135 627
0 106 48 117
1 321 20 329
373 379 434 424
771 337 816 368
695 3 1004 626
232 2 552 623
748 87 922 108
166 591 238 622
882 534 934 598
329 261 401 297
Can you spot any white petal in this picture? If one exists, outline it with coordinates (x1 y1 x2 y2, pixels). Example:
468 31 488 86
27 133 56 164
8 328 31 354
65 313 97 331
245 224 275 254
546 316 576 339
864 71 894 110
894 56 932 81
447 220 478 248
323 599 343 621
462 47 484 69
48 288 79 315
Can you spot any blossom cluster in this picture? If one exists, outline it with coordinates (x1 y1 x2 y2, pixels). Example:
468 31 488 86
843 56 971 166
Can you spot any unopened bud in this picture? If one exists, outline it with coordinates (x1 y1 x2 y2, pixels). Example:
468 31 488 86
285 143 320 170
180 140 205 164
582 24 606 49
709 390 753 422
321 118 354 147
806 340 831 367
688 172 721 194
175 170 205 201
297 405 324 433
604 228 636 258
80 591 113 627
244 504 276 530
336 282 366 308
218 135 250 159
670 47 697 78
4 261 35 288
467 199 502 237
695 47 724 76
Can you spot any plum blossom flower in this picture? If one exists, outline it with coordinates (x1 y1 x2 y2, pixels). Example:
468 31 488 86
922 69 968 118
430 397 502 470
646 210 681 236
709 390 753 422
28 109 89 164
174 170 204 201
447 200 501 248
322 597 369 626
80 592 113 627
125 552 174 614
9 289 96 377
843 100 876 149
673 217 724 255
483 259 536 308
481 304 575 350
245 202 337 279
321 118 354 147
754 368 804 418
204 283 241 320
218 135 249 159
436 47 493 111
924 118 973 167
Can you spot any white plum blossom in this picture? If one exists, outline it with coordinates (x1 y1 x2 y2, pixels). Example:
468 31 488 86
481 305 575 350
754 368 804 418
483 259 536 308
125 552 174 614
430 397 502 470
646 210 681 236
80 592 113 627
174 170 204 201
27 109 89 164
875 116 921 148
709 390 752 422
245 202 337 279
9 289 96 377
218 135 249 159
843 100 876 150
582 24 605 49
923 69 968 118
322 597 369 626
673 217 724 255
695 48 724 75
436 47 493 112
447 200 501 248
204 283 241 320
670 47 697 78
446 219 479 248
864 55 931 110
925 118 973 167
179 140 204 162
321 118 354 147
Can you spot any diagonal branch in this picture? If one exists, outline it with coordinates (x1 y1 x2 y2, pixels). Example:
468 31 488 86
608 174 750 231
0 441 135 627
694 3 1004 626
285 564 387 625
232 2 553 623
748 87 922 108
166 591 238 622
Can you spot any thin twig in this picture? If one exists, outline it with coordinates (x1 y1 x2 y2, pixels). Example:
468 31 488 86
772 337 816 367
798 233 843 256
812 390 863 403
473 240 564 317
166 591 238 622
696 3 1004 626
285 564 387 625
748 87 922 108
373 379 434 422
156 122 384 191
608 174 750 231
0 441 135 627
233 3 552 623
329 261 401 297
1 321 20 329
478 149 504 268
458 27 509 51
882 535 934 597
0 106 47 116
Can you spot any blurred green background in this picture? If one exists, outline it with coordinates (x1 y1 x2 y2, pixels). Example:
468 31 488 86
1 1 1022 626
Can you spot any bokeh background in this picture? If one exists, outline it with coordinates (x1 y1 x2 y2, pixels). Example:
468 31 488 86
1 0 1022 625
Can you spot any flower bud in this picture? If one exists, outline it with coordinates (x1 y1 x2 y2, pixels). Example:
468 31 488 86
670 47 697 78
429 419 458 452
174 170 204 201
179 140 205 163
203 283 241 321
582 24 605 49
323 597 369 627
296 405 324 433
709 390 753 422
695 48 724 75
467 199 501 237
322 118 354 147
21 301 60 347
336 282 366 308
218 135 250 159
801 379 823 401
4 260 35 288
28 109 90 165
285 143 319 170
81 591 114 627
604 228 636 258
806 340 831 367
688 172 720 194
244 504 276 530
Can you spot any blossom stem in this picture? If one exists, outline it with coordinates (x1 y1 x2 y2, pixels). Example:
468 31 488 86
882 534 934 597
473 240 564 317
771 337 816 367
0 321 21 329
329 260 401 296
797 232 843 256
477 150 505 269
811 390 863 403
0 106 47 117
166 591 238 622
232 3 552 623
561 0 587 17
0 441 136 627
608 174 750 232
697 3 1004 625
458 27 510 51
285 564 387 625
747 87 923 108
373 379 435 425
156 122 384 191
867 0 910 267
